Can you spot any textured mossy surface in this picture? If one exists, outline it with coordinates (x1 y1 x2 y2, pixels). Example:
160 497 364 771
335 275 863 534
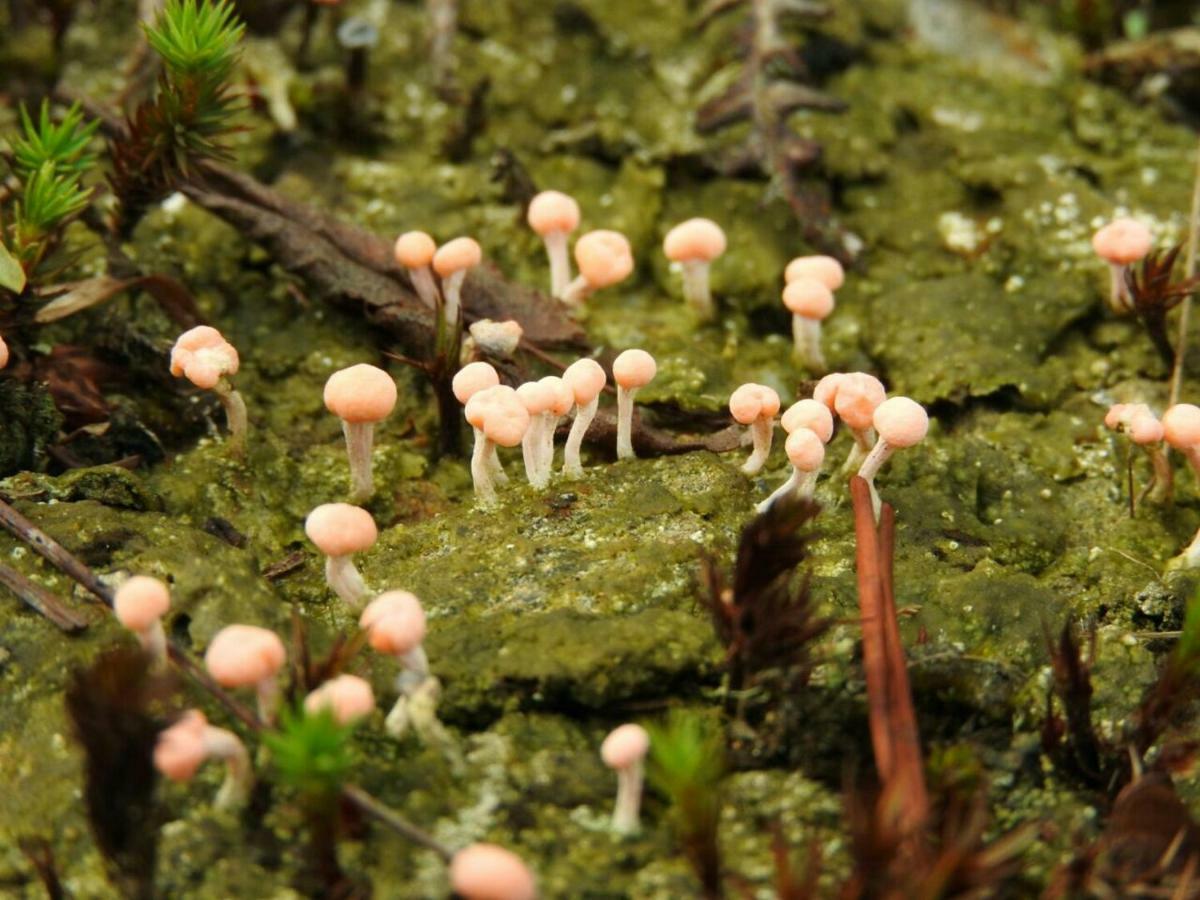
1 0 1200 896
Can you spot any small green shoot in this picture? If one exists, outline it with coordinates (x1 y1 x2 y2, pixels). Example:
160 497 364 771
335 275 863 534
11 101 99 179
262 703 354 803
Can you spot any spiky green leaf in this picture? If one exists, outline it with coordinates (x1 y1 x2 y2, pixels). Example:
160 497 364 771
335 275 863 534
10 101 99 179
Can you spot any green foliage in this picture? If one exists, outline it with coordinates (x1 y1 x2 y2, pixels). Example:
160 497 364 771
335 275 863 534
16 163 93 237
263 705 354 803
11 101 99 179
144 0 244 80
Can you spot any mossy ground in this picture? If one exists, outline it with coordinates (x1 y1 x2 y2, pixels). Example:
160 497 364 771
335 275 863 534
1 0 1199 896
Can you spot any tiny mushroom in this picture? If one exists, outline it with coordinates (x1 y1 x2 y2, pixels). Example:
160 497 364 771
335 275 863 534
464 385 530 505
305 503 378 609
155 709 253 811
449 844 537 900
394 231 440 309
858 396 929 518
662 218 727 320
463 319 523 364
432 237 482 327
612 349 657 461
600 723 650 834
537 375 574 482
516 380 556 489
782 278 834 372
757 427 826 514
784 254 845 290
729 383 781 476
819 372 886 471
1092 217 1152 314
780 398 835 444
561 358 607 478
114 575 171 666
527 190 581 298
1163 403 1200 476
561 230 634 308
0 335 8 369
360 590 430 736
336 16 378 92
204 624 287 724
304 674 376 726
453 362 508 485
1105 402 1171 503
169 325 247 452
324 363 397 502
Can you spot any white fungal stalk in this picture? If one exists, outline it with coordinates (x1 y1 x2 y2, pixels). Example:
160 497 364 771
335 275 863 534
842 427 875 474
1179 529 1200 569
679 260 713 320
521 416 548 488
563 396 599 478
560 275 590 308
538 412 559 482
612 757 644 834
325 554 370 609
442 270 467 326
756 469 817 514
140 619 168 667
213 378 247 453
410 265 440 309
1107 262 1131 313
742 417 774 475
545 231 571 298
792 316 826 372
857 438 895 519
206 725 254 811
471 430 500 505
616 386 639 460
255 673 281 726
342 421 376 502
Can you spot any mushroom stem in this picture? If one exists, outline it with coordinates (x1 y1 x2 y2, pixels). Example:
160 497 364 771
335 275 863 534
342 421 377 502
680 260 714 320
791 316 827 373
410 265 441 309
213 378 247 453
857 438 895 520
442 270 467 326
756 469 817 514
612 758 644 834
471 425 507 485
206 724 254 811
1144 445 1173 503
842 427 875 474
1107 262 1131 314
544 230 571 298
616 386 639 461
326 555 370 610
521 416 546 488
742 417 774 475
471 431 499 505
560 275 590 308
538 412 559 483
139 620 168 667
255 674 281 726
563 396 599 478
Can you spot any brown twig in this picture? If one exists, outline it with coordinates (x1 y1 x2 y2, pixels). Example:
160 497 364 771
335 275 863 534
851 476 894 784
0 560 89 633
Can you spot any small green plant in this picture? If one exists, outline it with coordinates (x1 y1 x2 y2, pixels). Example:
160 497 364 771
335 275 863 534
263 703 353 802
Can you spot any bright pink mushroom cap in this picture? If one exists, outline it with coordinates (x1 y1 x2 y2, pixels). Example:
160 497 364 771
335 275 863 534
833 373 887 430
482 402 530 447
785 428 826 471
1163 404 1200 450
781 399 835 442
563 358 607 404
873 397 929 448
1128 413 1164 445
394 231 437 269
360 590 427 655
662 218 726 263
527 191 581 236
782 278 835 320
1092 218 1153 265
114 575 171 632
305 503 378 558
729 384 780 424
812 373 847 410
539 376 575 416
449 844 537 900
574 230 634 289
169 326 239 390
433 237 483 278
154 710 209 781
324 364 397 424
204 624 286 689
516 380 555 416
600 723 650 769
453 362 501 404
304 674 376 725
784 255 845 290
0 335 8 370
612 349 657 390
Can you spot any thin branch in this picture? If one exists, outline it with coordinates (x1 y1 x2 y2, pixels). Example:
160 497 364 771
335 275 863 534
0 561 89 633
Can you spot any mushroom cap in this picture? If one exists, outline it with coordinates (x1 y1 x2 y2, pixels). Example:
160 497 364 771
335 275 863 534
873 396 929 448
785 427 826 472
612 349 657 390
780 399 835 442
449 844 537 900
663 218 726 263
1103 402 1135 430
782 278 835 319
469 319 523 357
1163 404 1200 449
527 190 581 236
562 358 607 404
812 372 847 410
516 380 555 416
1092 218 1153 265
1128 412 1164 445
482 401 531 448
205 625 286 688
305 503 378 557
453 362 501 405
464 384 516 429
360 590 427 655
784 255 845 290
574 230 634 289
114 575 171 632
394 231 437 269
323 364 397 424
169 325 239 389
154 710 209 781
539 376 575 417
729 384 781 425
833 373 886 431
336 16 378 49
0 335 8 370
304 674 376 725
433 237 483 277
600 723 650 769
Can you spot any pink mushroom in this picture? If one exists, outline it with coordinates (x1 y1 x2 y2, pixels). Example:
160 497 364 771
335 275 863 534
204 624 287 724
818 372 886 471
304 674 376 726
1164 404 1200 476
527 190 581 298
449 844 537 900
784 255 845 290
516 380 555 489
360 590 430 736
537 375 574 482
464 386 530 505
561 230 633 308
728 383 781 476
612 349 657 461
155 709 253 811
858 396 930 518
561 358 607 478
1092 218 1152 314
324 364 398 502
453 362 508 486
305 503 378 608
663 218 727 320
600 723 650 834
1105 402 1171 503
0 335 8 370
114 575 171 666
780 398 835 443
169 325 247 452
394 230 440 309
758 428 826 513
782 278 834 372
432 237 482 327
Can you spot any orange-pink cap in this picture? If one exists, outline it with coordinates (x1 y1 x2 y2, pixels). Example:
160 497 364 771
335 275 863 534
873 396 929 447
360 590 427 655
784 255 845 290
465 384 518 429
833 373 886 431
812 373 847 410
394 231 437 269
663 218 726 263
433 237 482 277
114 575 171 632
600 723 649 769
613 349 657 390
304 674 376 725
574 230 633 289
154 710 209 781
1092 218 1152 266
483 402 530 447
780 399 834 442
449 844 537 900
305 503 378 557
1127 412 1164 445
1163 404 1200 449
785 428 825 471
563 358 607 404
324 364 397 424
169 325 239 390
539 376 574 417
782 278 834 319
453 362 501 405
0 335 8 370
204 624 286 688
729 384 781 424
516 381 555 416
527 191 581 236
